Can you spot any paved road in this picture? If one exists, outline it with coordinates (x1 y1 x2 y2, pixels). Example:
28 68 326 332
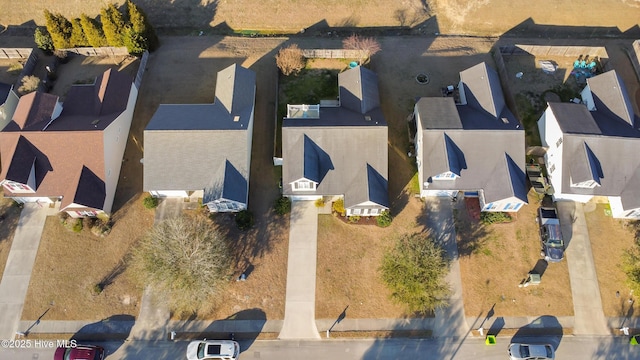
2 336 638 360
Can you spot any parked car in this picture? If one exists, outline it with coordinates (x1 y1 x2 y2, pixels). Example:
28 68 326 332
537 207 565 262
187 339 240 360
54 344 104 360
508 343 555 360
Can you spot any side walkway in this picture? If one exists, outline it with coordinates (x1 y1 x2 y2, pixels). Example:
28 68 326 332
557 201 609 335
278 201 320 339
0 203 57 339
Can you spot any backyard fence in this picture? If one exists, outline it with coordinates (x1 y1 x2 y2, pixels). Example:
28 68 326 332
0 48 32 59
61 47 129 56
491 46 519 123
500 44 608 59
134 51 149 89
301 49 365 59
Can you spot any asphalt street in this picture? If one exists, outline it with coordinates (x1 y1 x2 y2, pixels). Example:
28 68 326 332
1 336 638 360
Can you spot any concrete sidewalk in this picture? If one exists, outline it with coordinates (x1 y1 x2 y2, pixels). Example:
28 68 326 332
278 201 320 339
557 201 609 335
0 203 57 339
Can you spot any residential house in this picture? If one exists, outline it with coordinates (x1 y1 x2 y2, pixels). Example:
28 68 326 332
414 62 527 212
143 64 256 213
0 82 19 131
0 68 139 217
281 66 389 217
538 69 640 219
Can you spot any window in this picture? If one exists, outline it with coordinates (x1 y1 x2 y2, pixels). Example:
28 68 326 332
513 203 523 211
292 180 316 191
3 181 31 192
556 137 563 148
486 203 496 210
433 172 457 180
370 208 379 215
353 208 362 215
75 210 97 217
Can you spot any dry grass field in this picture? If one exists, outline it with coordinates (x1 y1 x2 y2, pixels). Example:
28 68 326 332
0 0 637 36
0 196 21 280
21 194 153 321
457 192 574 318
585 203 640 317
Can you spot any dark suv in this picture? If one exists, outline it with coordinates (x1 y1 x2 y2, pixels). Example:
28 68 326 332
538 207 565 262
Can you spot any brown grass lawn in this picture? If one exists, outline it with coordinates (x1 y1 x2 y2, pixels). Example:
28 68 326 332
458 191 574 318
316 197 426 319
585 202 640 317
21 194 154 321
181 207 289 321
0 196 21 280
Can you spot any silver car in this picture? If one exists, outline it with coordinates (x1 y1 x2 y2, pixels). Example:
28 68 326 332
508 343 555 360
186 339 240 360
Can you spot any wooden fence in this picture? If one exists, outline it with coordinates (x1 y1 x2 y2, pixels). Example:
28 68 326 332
0 48 32 59
301 49 365 59
61 47 129 56
135 51 149 89
500 44 608 59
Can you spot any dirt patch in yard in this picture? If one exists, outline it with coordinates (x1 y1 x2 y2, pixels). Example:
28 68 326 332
457 191 574 318
0 196 21 280
585 202 640 317
21 194 154 321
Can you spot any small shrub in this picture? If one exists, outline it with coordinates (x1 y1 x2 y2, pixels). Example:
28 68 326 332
143 195 159 209
83 217 96 230
348 215 361 224
332 198 346 217
275 44 305 76
314 198 325 208
92 283 103 294
376 210 393 227
34 27 54 54
235 210 254 231
71 218 83 233
18 75 41 95
58 212 69 224
274 196 291 215
480 212 512 225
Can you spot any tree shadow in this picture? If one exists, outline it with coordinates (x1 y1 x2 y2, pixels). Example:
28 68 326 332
511 315 563 350
174 308 266 351
0 200 21 247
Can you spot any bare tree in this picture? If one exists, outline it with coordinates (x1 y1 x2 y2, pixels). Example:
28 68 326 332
275 44 305 76
342 34 381 65
132 215 232 316
18 75 41 95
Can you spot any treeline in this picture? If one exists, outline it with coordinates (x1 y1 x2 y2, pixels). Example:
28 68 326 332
35 1 158 55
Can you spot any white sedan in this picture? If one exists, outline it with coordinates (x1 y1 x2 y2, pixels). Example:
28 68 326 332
186 339 240 360
508 343 555 360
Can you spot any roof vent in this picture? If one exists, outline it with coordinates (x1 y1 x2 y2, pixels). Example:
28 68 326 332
91 119 100 125
364 115 372 121
501 117 509 124
233 115 240 122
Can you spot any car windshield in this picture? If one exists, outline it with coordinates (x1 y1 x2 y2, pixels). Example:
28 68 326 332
197 343 206 358
547 239 563 247
93 350 102 360
64 348 72 360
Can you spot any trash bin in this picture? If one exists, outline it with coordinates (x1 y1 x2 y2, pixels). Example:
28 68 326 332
485 335 496 345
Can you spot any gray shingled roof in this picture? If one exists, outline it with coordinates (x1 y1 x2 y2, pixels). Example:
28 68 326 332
547 70 640 210
420 129 526 203
143 64 255 205
282 66 388 209
338 66 380 114
460 62 506 119
416 62 526 204
586 70 635 126
283 126 388 207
